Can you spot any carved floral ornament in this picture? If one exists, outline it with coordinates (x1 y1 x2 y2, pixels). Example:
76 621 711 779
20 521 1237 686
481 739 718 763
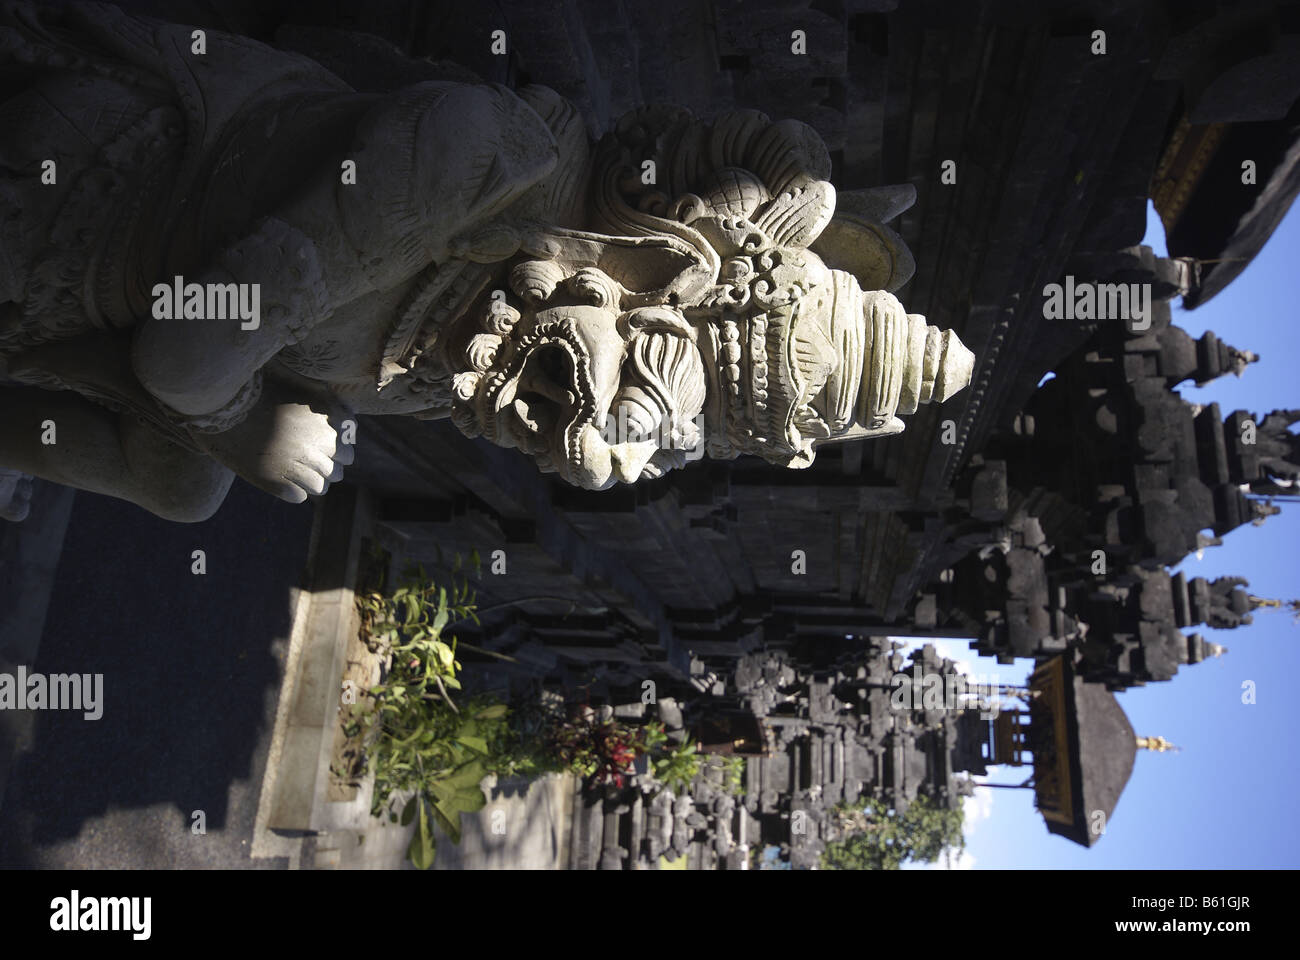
439 106 974 490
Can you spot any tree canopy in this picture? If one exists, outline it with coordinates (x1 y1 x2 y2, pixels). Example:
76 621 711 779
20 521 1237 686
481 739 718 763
819 794 966 870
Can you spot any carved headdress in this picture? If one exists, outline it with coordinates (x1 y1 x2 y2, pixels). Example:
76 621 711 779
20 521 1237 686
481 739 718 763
442 102 975 486
581 106 975 468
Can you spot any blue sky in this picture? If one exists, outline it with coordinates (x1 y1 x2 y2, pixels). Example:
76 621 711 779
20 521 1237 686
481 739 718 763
904 199 1300 869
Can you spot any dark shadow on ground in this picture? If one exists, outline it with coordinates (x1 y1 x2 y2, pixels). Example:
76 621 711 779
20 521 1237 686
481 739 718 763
0 478 313 867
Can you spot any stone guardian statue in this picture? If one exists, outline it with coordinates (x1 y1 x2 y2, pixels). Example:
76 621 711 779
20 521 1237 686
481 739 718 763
0 2 973 520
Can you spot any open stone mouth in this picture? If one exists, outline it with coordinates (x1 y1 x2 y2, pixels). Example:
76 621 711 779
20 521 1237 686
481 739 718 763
513 345 574 441
496 338 598 460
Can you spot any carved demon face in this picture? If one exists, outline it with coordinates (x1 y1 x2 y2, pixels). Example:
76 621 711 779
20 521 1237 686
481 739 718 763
439 108 976 488
451 298 707 490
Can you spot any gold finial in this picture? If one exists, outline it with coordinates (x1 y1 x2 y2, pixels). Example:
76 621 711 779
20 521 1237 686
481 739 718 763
1206 642 1228 658
1136 735 1180 753
1247 596 1300 623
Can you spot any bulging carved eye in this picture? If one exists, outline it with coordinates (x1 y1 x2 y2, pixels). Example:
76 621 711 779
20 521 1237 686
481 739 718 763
567 268 621 308
510 260 567 302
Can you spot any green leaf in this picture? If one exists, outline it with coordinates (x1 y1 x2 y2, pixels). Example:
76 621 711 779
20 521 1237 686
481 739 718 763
446 760 486 788
456 734 489 755
475 703 508 720
449 786 488 814
408 801 436 870
427 779 456 805
431 801 462 845
432 587 449 631
392 726 428 747
432 640 455 671
400 795 418 826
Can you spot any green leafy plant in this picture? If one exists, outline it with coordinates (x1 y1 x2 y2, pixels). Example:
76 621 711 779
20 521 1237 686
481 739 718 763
818 794 965 870
720 754 746 795
395 702 501 870
479 696 564 781
342 554 508 869
342 554 715 862
652 739 702 795
640 720 669 752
